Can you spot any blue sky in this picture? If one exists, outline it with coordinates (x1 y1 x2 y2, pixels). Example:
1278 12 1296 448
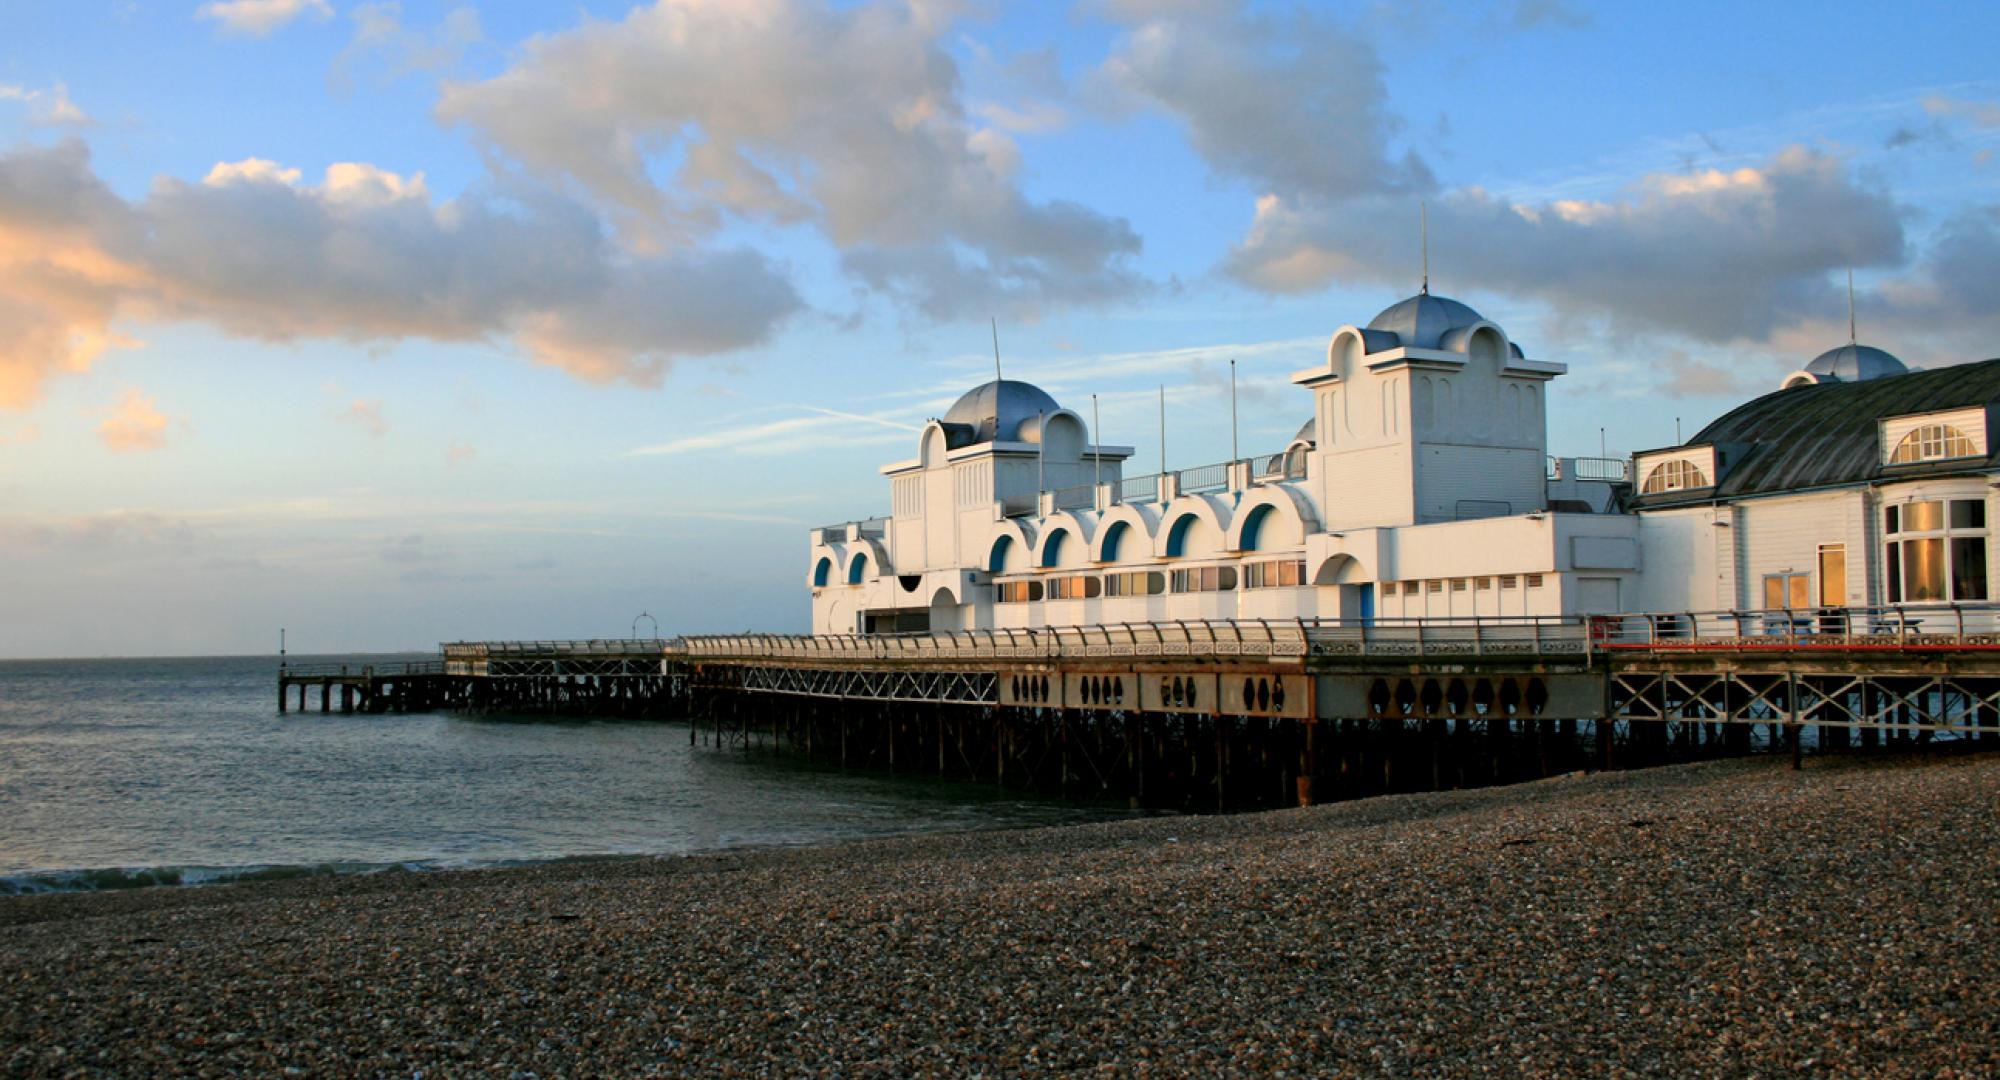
2 0 1998 657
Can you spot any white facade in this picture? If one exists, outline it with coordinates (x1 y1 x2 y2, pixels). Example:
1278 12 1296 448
809 292 1640 634
809 301 2000 635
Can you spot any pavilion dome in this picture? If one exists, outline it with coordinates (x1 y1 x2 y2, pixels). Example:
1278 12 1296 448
942 379 1063 444
1803 343 1908 383
1365 292 1487 350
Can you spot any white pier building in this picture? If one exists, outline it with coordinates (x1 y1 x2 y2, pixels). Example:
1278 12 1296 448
809 292 2000 635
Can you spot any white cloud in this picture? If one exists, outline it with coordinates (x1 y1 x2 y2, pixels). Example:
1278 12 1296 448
338 398 387 436
196 0 332 37
0 83 92 127
436 0 1145 320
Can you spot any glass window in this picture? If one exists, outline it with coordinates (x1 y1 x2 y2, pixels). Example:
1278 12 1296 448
1887 542 1902 603
1885 505 1900 535
1640 458 1710 494
1903 537 1946 602
1762 573 1809 609
1953 499 1987 529
1904 500 1944 532
1889 424 1978 464
1953 538 1988 600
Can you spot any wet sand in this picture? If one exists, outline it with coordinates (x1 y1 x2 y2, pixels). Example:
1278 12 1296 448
4 753 1997 1077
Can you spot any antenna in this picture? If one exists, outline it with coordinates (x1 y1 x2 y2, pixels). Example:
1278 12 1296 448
991 318 1003 382
1847 269 1857 345
1158 384 1167 478
1420 201 1429 295
1229 359 1239 462
1092 394 1102 495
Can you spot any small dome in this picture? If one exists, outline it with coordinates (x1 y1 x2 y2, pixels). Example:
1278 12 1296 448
1366 292 1486 349
1804 344 1907 383
942 379 1062 444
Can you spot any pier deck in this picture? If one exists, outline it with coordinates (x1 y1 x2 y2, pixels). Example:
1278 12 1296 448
278 605 2000 809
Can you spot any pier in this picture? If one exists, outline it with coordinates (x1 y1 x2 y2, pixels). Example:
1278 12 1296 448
281 604 2000 810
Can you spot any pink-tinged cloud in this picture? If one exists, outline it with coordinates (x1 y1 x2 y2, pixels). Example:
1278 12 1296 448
338 397 387 436
196 0 332 37
0 140 801 410
98 389 170 452
445 441 475 464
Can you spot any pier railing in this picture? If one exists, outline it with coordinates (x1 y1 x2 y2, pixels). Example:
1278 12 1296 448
684 602 2000 665
282 661 445 677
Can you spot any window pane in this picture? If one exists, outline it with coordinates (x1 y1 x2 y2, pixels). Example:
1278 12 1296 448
1819 547 1846 607
1905 538 1946 602
1789 574 1810 609
1885 505 1900 534
1763 576 1785 609
1953 499 1987 529
1905 501 1944 532
1953 537 1988 600
1887 542 1902 602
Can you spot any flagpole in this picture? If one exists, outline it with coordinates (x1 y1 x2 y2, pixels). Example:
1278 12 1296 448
1158 384 1166 479
1091 394 1102 493
1229 358 1239 462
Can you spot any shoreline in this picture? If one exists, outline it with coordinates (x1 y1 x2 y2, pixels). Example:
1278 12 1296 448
5 753 1996 1075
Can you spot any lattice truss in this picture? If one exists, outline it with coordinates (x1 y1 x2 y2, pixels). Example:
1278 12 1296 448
1610 671 2000 734
479 657 676 678
732 665 998 704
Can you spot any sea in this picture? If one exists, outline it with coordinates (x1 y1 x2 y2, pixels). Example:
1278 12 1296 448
0 654 1131 895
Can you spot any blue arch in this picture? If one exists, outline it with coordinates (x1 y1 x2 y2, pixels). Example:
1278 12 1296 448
1165 515 1197 558
1100 521 1128 562
988 535 1013 573
847 552 869 585
1239 504 1273 552
813 557 832 587
1040 529 1068 568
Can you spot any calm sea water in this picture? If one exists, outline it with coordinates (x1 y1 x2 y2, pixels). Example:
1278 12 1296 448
0 655 1129 894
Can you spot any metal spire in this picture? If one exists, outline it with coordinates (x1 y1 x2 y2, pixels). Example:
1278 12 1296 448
1847 269 1857 345
1420 201 1429 295
991 318 1003 382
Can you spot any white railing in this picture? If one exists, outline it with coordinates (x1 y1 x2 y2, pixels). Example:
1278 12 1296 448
682 602 2000 665
441 639 678 658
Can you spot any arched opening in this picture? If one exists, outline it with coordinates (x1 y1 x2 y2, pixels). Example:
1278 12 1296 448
847 552 870 585
1890 424 1978 464
1041 529 1068 568
928 587 960 632
1640 459 1709 494
988 535 1013 573
1312 553 1374 622
1165 515 1195 557
1239 505 1272 552
1468 326 1503 370
813 557 832 587
1100 520 1128 562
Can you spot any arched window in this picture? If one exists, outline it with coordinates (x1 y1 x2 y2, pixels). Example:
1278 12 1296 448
1640 458 1710 494
1890 424 1978 464
813 557 832 587
847 553 869 585
1165 515 1196 558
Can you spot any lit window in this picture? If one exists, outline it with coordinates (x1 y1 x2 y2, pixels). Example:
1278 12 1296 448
1889 424 1978 464
997 580 1043 603
1104 571 1165 597
1171 566 1238 593
1886 498 1988 603
1243 559 1305 589
1640 458 1710 494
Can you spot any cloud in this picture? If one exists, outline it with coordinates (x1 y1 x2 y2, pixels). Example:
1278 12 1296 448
1093 0 1430 203
1508 0 1590 30
338 397 386 436
436 0 1145 320
445 441 475 464
1227 146 1907 345
0 140 802 408
0 83 92 127
196 0 332 37
1922 95 2000 130
334 2 482 87
98 389 171 452
631 407 916 457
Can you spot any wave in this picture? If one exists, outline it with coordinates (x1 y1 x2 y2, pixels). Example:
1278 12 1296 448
0 858 496 896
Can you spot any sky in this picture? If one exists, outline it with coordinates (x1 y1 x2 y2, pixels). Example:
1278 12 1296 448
2 0 1998 657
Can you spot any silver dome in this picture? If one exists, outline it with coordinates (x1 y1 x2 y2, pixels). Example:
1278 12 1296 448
942 379 1062 444
1804 344 1907 383
1366 293 1486 349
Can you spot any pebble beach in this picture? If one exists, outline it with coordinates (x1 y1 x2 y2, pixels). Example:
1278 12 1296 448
3 753 1996 1077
